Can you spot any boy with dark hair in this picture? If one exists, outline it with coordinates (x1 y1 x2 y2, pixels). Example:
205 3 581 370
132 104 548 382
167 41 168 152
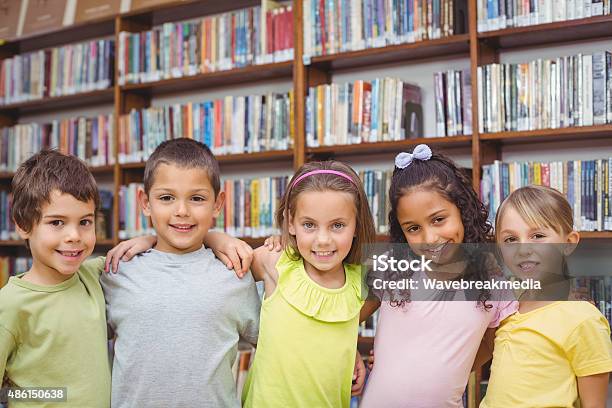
0 150 110 407
101 138 260 408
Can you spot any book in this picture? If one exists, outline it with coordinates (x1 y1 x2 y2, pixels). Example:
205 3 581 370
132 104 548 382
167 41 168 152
434 68 473 136
118 92 293 163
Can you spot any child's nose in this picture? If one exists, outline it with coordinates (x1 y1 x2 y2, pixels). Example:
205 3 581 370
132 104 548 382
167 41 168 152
64 225 81 242
423 227 438 244
174 201 189 217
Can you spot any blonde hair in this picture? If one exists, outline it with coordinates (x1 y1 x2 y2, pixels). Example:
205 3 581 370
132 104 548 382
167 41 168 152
276 161 376 264
495 185 574 239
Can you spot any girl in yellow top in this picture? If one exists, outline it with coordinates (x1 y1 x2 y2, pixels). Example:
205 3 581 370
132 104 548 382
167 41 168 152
242 161 376 408
482 185 612 408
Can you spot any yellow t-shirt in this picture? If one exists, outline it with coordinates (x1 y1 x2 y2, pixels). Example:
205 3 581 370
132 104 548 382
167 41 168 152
242 251 365 408
482 301 612 408
0 257 110 408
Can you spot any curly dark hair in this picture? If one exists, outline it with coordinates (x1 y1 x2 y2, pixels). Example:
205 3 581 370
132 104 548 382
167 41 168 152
386 150 494 308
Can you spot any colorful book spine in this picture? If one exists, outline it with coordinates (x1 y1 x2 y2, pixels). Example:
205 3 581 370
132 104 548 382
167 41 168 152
434 68 473 136
118 183 154 240
478 51 612 133
306 78 423 146
0 115 114 172
478 0 611 32
0 39 114 105
482 158 612 231
0 257 32 287
118 92 293 163
118 3 293 85
304 0 467 59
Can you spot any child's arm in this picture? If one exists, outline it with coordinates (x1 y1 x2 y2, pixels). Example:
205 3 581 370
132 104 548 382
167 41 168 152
577 373 609 408
103 232 252 275
351 350 366 396
360 299 380 323
471 327 496 371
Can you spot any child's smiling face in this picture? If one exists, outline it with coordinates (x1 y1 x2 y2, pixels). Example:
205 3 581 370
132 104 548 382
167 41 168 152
17 190 96 284
288 190 357 278
396 189 465 265
497 205 579 283
140 163 224 255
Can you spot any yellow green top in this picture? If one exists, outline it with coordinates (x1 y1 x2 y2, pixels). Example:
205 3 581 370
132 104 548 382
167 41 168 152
242 250 365 408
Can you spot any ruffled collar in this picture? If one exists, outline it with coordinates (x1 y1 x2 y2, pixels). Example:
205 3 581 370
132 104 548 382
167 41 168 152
276 250 365 322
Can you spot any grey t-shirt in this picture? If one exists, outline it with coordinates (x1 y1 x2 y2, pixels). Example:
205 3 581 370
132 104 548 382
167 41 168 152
100 246 260 408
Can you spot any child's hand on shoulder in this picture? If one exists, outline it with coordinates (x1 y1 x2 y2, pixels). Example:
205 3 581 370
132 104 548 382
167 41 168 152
209 235 254 278
105 235 157 273
263 235 283 252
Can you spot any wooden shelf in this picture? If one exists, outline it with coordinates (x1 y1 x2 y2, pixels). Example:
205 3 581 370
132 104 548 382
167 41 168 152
478 15 612 50
120 150 293 170
358 336 375 345
120 61 293 96
580 231 612 239
0 172 13 180
89 165 116 174
96 239 116 246
0 18 115 55
308 34 470 71
306 136 472 158
0 240 22 246
0 89 114 116
480 125 612 144
241 237 266 248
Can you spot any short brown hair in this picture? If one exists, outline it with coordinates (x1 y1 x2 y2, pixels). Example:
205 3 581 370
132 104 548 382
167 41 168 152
144 139 220 196
276 161 376 264
12 150 100 233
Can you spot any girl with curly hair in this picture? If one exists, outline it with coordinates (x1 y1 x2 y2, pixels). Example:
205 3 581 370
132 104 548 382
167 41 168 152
360 144 518 408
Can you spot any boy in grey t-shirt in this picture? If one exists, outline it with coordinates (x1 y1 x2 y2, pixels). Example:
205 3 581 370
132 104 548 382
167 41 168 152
100 139 260 408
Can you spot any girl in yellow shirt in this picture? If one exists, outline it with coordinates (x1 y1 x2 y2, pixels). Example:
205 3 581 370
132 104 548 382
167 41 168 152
482 185 612 408
242 161 376 408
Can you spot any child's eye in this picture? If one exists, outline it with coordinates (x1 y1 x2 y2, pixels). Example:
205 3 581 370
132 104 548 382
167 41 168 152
332 222 345 230
432 217 445 224
159 195 173 201
80 219 93 227
532 233 546 240
503 236 517 243
49 220 64 227
192 196 206 202
406 225 420 233
303 222 315 230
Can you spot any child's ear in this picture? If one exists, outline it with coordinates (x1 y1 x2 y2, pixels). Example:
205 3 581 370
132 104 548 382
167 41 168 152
15 223 30 240
213 191 225 218
137 188 151 217
288 216 296 235
563 231 580 256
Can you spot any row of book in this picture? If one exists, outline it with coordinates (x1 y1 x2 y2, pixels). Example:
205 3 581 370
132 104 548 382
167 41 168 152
359 169 393 234
118 184 153 239
303 0 468 59
477 52 612 133
0 115 114 172
306 78 423 147
0 39 114 105
0 191 15 241
117 2 293 85
118 92 294 163
477 0 611 32
481 158 612 232
576 277 612 323
215 176 289 238
434 69 473 137
0 257 32 288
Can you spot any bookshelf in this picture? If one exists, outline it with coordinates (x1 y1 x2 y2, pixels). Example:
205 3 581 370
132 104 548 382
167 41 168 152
0 2 610 404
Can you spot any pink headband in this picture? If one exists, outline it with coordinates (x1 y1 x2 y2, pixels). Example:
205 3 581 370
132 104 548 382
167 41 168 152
290 169 357 189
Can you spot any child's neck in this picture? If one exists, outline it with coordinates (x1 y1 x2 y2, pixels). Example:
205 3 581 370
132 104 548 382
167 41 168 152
22 261 74 286
519 279 570 313
303 261 346 289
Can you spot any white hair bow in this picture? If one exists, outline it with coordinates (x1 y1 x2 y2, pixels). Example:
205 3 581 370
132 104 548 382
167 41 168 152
394 144 433 169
